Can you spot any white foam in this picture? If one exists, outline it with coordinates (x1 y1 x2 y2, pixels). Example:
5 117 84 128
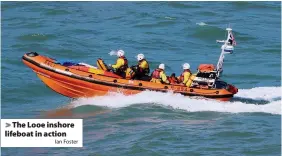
196 22 207 26
70 87 282 115
165 16 176 20
235 86 281 101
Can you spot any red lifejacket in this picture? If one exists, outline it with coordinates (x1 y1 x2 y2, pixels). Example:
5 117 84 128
179 69 191 82
151 69 162 79
168 77 178 84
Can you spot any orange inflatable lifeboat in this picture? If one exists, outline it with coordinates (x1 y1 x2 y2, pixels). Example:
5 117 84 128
22 52 238 101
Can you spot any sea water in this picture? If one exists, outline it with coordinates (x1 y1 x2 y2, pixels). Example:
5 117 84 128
1 1 281 156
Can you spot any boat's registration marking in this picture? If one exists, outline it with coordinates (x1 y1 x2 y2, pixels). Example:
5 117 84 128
171 86 188 91
128 80 134 84
44 60 55 68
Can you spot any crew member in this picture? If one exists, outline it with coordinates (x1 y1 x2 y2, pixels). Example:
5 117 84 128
150 63 170 84
111 50 128 78
178 63 192 86
132 53 150 80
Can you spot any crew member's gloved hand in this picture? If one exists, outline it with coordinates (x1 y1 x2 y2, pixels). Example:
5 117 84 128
131 65 138 71
107 65 114 72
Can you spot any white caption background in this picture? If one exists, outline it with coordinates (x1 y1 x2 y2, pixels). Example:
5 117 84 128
1 119 83 147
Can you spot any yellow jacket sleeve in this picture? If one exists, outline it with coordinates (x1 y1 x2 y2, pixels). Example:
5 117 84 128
183 72 191 84
160 71 169 83
139 60 148 69
112 58 124 69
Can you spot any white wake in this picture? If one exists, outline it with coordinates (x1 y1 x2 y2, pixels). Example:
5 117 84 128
196 22 207 26
70 87 281 115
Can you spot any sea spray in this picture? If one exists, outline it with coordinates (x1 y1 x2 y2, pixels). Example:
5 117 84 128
234 86 281 101
109 50 118 56
70 87 281 115
196 22 207 26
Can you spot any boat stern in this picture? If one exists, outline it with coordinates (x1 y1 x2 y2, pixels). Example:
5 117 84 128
227 84 238 95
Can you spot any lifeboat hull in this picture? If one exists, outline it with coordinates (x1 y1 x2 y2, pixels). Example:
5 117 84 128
22 52 238 101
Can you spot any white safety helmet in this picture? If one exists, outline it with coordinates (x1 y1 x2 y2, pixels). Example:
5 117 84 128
137 53 145 61
159 63 165 70
183 63 190 70
117 50 125 57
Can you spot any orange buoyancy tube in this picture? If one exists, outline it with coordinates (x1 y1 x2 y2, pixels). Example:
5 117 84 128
69 65 90 72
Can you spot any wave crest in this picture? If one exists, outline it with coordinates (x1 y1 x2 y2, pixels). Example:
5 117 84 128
70 87 281 115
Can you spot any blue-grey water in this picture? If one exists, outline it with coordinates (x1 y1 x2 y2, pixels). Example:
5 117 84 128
1 2 281 156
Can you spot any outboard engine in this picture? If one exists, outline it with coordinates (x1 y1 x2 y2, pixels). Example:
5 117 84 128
191 64 217 89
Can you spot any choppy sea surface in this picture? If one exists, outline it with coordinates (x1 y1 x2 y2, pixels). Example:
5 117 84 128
1 2 281 156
